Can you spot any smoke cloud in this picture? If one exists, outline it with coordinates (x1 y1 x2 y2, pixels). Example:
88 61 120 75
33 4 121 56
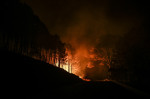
23 0 144 79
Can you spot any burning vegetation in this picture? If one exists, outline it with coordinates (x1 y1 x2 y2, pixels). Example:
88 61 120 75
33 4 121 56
37 45 112 80
0 0 115 81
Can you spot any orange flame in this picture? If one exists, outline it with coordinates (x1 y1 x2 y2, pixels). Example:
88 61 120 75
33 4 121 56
38 46 112 80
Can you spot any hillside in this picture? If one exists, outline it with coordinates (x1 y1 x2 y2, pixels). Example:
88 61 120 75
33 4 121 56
1 49 82 98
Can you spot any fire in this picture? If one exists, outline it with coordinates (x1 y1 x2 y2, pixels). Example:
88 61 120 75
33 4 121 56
87 62 94 68
60 47 111 80
39 46 112 80
55 62 72 73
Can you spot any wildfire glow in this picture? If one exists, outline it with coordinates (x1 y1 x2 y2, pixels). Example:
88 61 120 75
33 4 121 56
39 46 112 80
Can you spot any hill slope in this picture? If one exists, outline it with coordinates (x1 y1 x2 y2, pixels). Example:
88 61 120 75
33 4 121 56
1 49 82 98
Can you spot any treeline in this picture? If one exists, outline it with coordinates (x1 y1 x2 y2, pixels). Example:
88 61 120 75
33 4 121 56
0 0 66 67
110 22 150 91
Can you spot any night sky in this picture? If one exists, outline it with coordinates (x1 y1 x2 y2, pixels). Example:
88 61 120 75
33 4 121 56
22 0 149 46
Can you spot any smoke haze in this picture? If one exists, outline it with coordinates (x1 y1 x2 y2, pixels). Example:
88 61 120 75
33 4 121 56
23 0 146 79
23 0 142 45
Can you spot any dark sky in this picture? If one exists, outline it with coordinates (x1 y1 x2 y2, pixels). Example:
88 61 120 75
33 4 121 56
22 0 148 47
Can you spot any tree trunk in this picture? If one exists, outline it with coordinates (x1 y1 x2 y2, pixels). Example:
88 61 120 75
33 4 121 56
58 56 60 68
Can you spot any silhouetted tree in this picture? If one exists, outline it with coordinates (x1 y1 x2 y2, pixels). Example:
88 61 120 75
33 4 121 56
0 0 67 69
111 24 150 88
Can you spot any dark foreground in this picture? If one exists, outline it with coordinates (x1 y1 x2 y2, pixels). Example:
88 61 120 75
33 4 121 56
1 50 149 99
56 81 150 99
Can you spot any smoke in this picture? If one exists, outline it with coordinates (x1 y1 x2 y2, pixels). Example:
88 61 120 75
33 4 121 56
23 0 142 48
54 4 141 78
23 0 143 79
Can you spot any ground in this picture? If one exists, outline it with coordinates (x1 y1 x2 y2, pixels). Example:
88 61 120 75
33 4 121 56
1 49 149 99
